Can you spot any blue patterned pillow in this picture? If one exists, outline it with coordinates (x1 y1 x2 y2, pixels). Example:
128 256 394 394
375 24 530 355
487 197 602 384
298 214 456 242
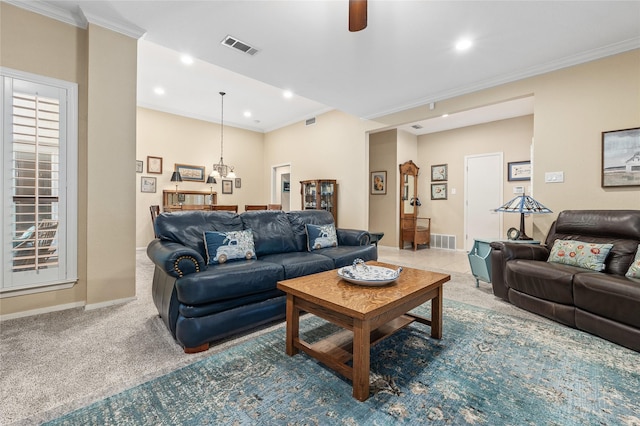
204 229 256 264
305 224 338 251
547 239 612 271
625 244 640 279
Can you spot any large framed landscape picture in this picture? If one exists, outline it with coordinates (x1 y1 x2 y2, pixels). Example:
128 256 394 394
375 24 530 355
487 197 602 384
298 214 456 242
602 127 640 187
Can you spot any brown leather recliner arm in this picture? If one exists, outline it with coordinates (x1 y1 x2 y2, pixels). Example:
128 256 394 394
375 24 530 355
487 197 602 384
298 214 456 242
490 242 550 301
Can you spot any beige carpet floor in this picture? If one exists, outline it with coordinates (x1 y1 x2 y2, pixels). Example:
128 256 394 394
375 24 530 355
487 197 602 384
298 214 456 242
0 246 543 425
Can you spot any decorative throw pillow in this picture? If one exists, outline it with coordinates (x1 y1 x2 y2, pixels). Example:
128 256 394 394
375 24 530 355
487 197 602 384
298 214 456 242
305 223 338 251
547 239 613 271
204 229 256 264
625 244 640 279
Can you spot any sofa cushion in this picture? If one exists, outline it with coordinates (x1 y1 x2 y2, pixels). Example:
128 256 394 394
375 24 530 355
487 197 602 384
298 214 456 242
547 239 613 271
315 244 378 268
287 210 335 252
306 223 338 251
260 252 334 279
155 211 243 258
506 259 589 304
545 210 640 276
574 272 640 329
625 244 640 279
175 260 284 305
240 210 297 256
204 229 256 264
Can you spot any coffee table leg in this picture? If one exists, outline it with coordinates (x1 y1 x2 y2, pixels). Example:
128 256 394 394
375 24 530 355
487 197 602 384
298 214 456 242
431 284 443 339
285 294 299 356
352 318 371 401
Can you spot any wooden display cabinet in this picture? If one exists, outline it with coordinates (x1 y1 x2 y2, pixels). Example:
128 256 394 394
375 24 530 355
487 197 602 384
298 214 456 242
300 179 338 226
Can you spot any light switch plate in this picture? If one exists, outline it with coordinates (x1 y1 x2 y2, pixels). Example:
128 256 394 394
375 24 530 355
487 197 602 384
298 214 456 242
545 171 564 183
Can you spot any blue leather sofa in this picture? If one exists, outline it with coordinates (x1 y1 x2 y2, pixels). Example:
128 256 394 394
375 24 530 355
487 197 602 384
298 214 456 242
147 209 377 353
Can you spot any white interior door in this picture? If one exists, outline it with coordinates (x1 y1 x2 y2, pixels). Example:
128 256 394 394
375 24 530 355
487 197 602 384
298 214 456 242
272 164 291 211
464 153 503 251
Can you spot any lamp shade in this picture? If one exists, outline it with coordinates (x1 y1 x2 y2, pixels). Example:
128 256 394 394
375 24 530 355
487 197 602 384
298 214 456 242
206 176 217 184
495 195 552 214
170 172 183 182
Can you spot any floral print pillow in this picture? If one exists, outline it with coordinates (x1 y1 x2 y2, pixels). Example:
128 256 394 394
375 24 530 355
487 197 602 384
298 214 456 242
625 245 640 279
547 239 613 271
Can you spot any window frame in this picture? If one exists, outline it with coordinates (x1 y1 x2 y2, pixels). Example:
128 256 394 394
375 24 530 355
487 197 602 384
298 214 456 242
1 67 78 296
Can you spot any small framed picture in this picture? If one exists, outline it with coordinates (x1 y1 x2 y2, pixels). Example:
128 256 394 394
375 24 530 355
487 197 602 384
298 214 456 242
235 178 242 188
282 181 290 192
431 183 447 200
136 160 143 173
431 164 447 181
141 176 157 193
602 127 640 187
147 156 163 174
222 179 233 194
175 164 205 182
370 171 387 195
508 161 531 181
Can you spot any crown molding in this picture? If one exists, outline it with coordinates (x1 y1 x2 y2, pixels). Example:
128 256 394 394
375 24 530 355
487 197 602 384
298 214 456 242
3 0 146 39
368 37 640 121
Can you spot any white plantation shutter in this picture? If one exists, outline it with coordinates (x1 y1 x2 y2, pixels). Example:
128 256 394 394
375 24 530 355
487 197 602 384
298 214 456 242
2 69 77 293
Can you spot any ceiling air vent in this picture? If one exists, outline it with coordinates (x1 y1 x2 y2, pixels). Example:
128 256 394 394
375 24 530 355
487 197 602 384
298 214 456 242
221 35 259 56
411 124 423 130
305 117 316 126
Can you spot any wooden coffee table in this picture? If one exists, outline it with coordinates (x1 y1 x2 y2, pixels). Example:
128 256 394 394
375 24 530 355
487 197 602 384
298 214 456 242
277 261 450 401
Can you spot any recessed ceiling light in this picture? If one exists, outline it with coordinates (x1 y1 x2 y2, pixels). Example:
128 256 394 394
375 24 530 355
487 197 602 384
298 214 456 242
283 90 293 99
180 54 194 65
442 113 449 118
153 87 165 95
244 111 252 118
455 38 473 51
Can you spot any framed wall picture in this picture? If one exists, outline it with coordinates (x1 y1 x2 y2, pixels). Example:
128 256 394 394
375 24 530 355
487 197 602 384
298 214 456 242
147 156 163 174
222 179 233 194
136 160 143 173
508 161 531 181
140 176 156 193
370 171 387 195
175 164 205 182
431 164 447 181
602 127 640 187
282 181 290 192
431 183 447 200
235 178 242 188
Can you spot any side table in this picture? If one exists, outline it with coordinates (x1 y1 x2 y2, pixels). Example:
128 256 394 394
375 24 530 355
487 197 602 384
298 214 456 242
468 238 539 287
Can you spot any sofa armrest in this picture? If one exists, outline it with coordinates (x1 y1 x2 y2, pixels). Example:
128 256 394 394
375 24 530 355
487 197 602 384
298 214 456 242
337 228 371 246
147 239 206 278
490 242 550 300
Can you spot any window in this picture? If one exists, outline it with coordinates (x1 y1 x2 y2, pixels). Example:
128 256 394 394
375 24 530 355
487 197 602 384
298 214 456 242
2 68 78 294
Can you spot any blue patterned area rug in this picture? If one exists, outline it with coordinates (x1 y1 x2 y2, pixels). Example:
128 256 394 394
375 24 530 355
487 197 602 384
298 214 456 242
45 301 639 425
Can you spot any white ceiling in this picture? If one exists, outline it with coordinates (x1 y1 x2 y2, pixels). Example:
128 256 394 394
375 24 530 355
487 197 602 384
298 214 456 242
9 1 640 134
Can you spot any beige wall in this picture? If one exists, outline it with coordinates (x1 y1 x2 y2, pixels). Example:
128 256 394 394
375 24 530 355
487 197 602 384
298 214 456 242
0 4 137 315
369 130 398 247
136 108 266 247
417 115 534 247
375 50 640 241
264 110 384 229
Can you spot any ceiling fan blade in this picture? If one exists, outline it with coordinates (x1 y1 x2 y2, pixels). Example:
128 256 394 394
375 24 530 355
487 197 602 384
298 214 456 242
349 0 367 32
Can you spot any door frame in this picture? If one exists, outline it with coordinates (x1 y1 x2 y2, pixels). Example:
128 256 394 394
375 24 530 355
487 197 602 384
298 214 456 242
271 163 291 207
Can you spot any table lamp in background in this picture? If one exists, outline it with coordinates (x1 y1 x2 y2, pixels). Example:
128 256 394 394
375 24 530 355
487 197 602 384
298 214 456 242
495 194 552 240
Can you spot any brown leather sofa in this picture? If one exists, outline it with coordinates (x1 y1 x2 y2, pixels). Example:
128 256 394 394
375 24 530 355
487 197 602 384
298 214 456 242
490 210 640 352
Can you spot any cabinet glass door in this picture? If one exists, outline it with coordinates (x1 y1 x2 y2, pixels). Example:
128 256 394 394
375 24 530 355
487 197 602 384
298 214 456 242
320 182 334 212
304 182 317 208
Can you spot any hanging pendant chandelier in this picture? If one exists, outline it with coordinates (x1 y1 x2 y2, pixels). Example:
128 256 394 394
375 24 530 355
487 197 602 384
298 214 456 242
210 91 236 179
